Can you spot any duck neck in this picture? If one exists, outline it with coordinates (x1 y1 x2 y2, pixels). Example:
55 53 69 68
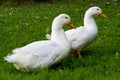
51 22 69 46
84 12 98 32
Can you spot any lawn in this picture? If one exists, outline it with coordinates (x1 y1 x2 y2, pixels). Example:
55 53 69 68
0 0 120 80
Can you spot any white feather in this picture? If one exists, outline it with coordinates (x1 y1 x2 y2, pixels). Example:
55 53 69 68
4 14 71 71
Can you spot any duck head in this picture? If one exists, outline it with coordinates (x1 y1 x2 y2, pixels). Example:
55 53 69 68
86 6 107 18
52 14 76 29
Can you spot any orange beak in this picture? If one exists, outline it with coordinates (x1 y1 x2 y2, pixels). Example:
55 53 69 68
100 12 107 18
68 23 76 29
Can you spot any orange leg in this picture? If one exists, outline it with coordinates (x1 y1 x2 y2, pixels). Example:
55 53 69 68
71 49 82 59
71 49 76 60
72 52 75 60
77 50 82 58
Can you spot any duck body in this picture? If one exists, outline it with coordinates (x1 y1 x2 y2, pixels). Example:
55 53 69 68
4 14 73 71
65 24 98 51
65 6 107 58
66 8 99 51
6 40 70 70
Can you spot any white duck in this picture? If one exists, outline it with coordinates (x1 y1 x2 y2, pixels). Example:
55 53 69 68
46 6 107 58
4 14 75 71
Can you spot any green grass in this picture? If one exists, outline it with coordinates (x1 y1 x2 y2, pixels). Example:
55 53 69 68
0 0 120 80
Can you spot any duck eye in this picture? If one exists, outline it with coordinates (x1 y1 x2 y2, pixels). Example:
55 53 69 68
65 17 68 19
97 8 99 11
